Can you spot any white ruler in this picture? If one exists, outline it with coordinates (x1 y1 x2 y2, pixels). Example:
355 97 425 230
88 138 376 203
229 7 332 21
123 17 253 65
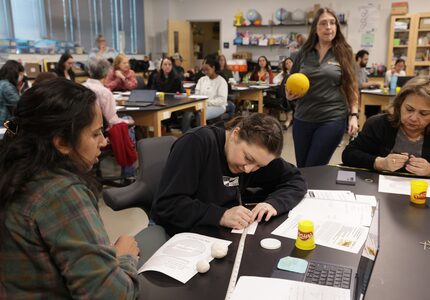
224 227 248 300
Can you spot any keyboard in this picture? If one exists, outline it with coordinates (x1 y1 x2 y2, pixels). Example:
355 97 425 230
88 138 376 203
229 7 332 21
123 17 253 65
304 261 352 289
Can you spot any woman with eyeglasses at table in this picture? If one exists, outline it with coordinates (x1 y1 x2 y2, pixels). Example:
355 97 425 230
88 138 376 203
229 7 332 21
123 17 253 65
0 60 24 126
55 53 76 82
249 55 274 84
0 79 140 299
151 113 307 236
342 76 430 176
105 53 138 92
285 7 359 168
89 34 118 62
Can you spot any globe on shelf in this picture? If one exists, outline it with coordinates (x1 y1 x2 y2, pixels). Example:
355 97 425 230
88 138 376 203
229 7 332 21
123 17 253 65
246 9 262 25
275 8 288 25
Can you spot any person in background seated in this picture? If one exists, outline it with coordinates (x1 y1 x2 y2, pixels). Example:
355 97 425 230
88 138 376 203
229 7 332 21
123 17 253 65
0 60 24 126
218 54 233 80
55 53 76 81
195 55 228 121
250 56 274 84
151 113 307 235
89 34 118 62
151 57 182 93
385 58 406 87
286 7 359 168
171 53 190 81
355 49 376 90
0 78 140 299
342 76 430 176
105 54 137 91
83 58 136 178
273 57 293 85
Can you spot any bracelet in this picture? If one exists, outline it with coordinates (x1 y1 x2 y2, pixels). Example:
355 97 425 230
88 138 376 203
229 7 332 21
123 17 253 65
350 113 359 118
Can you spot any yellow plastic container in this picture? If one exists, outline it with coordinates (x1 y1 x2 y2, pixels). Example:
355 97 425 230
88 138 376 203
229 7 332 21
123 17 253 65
158 92 165 104
295 220 316 250
410 180 428 205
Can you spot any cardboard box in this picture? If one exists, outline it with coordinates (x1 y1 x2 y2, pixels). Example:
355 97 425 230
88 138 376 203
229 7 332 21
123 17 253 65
420 18 430 30
232 52 252 60
391 2 408 15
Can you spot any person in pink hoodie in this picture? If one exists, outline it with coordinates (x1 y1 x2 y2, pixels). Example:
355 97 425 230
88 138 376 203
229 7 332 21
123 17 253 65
104 54 137 91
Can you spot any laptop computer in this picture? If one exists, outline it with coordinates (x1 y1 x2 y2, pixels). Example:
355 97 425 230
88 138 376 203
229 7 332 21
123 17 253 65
123 89 157 107
272 206 380 300
396 76 414 87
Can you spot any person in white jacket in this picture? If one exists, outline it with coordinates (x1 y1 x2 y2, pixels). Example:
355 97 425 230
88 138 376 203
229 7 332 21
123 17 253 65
195 55 228 120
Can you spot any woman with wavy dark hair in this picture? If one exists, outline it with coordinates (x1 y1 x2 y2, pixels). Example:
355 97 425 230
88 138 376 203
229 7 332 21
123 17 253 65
0 60 24 125
286 7 359 167
55 52 76 81
343 76 430 176
250 55 273 84
152 57 182 93
0 78 140 299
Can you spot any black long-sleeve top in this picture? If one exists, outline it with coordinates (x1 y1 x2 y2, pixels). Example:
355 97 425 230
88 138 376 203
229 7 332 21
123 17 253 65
151 73 183 93
151 126 307 235
342 113 430 170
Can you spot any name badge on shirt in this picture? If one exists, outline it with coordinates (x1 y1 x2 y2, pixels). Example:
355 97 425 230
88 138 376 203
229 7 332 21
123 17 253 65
223 176 239 187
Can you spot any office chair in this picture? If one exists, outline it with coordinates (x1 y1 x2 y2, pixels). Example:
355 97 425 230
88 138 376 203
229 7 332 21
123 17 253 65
103 136 176 265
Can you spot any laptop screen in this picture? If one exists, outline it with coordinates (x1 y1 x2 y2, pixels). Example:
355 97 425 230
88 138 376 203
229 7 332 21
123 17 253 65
397 76 414 88
128 89 157 103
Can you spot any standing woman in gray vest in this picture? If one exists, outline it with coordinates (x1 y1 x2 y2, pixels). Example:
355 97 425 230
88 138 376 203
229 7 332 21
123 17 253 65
286 7 359 167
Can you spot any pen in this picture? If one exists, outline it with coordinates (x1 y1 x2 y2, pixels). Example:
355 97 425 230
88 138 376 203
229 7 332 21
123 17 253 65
236 187 243 206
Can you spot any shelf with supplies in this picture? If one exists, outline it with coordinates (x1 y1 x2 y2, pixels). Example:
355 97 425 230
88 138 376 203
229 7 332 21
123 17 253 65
387 12 430 76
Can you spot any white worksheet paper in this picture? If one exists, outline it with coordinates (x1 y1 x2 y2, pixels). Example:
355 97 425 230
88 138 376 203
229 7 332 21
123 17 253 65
306 189 356 202
231 276 350 300
288 198 373 227
272 215 369 254
188 95 207 99
378 174 430 195
231 221 258 235
138 232 231 283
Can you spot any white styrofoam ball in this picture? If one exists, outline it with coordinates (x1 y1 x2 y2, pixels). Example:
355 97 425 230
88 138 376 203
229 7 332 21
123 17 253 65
196 260 210 273
211 242 228 259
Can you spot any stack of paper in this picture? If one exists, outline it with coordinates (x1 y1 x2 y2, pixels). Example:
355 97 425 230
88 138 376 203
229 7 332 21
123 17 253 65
272 190 376 253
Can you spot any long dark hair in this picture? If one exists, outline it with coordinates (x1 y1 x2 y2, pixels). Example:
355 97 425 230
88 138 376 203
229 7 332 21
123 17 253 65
251 56 271 79
225 113 284 157
0 78 99 213
156 57 179 81
56 53 75 79
0 60 24 88
302 7 358 109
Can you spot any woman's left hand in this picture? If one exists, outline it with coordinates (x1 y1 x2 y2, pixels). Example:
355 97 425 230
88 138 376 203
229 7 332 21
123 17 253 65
251 202 277 223
348 115 359 136
405 155 430 176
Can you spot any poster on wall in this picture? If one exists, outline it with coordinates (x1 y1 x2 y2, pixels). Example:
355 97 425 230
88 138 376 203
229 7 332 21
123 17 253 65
358 3 380 48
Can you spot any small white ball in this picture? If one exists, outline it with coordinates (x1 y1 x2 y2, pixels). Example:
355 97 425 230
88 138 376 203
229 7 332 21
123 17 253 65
196 260 210 273
211 242 228 259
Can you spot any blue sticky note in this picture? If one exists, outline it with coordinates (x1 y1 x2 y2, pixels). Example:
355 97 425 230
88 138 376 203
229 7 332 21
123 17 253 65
277 256 308 274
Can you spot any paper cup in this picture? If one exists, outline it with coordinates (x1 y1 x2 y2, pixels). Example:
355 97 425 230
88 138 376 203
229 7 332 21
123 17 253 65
295 220 316 250
410 180 428 205
185 88 191 96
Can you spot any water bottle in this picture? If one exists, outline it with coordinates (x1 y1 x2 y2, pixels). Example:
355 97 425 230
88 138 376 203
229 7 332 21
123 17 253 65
390 75 398 91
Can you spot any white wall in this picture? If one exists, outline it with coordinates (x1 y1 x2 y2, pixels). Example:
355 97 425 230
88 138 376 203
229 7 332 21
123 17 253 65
144 0 430 66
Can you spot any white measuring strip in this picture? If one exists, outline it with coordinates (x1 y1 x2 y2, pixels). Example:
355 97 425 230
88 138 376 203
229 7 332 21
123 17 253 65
224 227 248 300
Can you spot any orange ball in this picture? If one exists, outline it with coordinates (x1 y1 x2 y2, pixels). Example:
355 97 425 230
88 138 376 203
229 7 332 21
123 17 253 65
286 73 310 97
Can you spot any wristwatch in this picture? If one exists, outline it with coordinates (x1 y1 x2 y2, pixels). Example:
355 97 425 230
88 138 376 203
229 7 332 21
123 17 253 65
350 113 359 118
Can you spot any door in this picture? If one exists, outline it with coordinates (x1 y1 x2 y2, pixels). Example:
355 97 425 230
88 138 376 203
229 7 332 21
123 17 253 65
167 20 193 71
